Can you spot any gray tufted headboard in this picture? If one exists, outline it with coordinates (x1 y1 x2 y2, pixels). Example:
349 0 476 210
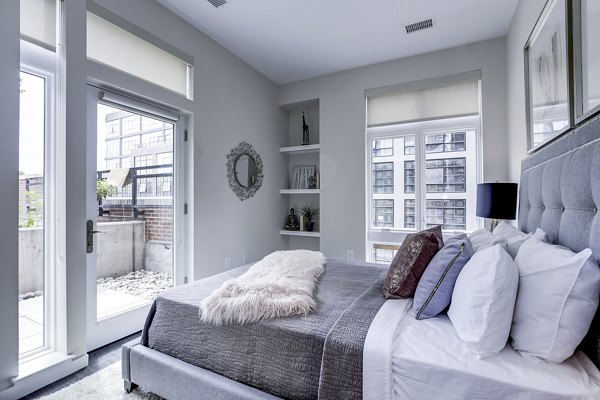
518 115 600 367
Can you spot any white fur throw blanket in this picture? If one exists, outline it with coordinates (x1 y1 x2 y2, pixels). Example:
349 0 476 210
200 250 325 325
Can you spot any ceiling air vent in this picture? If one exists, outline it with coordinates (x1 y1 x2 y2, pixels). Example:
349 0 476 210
207 0 228 8
404 17 435 34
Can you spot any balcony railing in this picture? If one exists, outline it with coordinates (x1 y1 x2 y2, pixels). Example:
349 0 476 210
97 164 173 218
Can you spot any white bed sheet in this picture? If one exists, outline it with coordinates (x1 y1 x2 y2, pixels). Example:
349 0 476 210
364 299 600 400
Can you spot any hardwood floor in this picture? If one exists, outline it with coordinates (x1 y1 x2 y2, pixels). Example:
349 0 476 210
20 333 141 400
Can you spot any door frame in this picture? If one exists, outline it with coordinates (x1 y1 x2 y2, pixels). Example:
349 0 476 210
85 85 186 351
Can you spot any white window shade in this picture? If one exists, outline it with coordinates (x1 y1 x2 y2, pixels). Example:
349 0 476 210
20 0 57 50
367 80 480 127
87 12 191 98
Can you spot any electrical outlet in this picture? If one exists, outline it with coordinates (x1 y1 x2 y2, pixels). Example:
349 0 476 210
242 253 248 264
225 257 232 268
347 250 354 260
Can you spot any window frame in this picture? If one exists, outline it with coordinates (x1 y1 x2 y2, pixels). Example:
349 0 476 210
19 40 59 361
366 115 482 262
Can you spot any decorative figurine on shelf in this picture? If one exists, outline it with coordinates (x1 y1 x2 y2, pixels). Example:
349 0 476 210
302 111 310 145
284 208 300 231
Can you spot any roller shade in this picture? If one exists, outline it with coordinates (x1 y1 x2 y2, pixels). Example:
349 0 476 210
87 12 191 98
367 79 480 127
20 0 57 50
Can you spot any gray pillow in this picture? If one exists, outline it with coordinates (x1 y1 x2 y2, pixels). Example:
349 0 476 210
413 239 474 320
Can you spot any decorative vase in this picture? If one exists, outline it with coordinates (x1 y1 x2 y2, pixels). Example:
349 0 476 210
307 221 315 232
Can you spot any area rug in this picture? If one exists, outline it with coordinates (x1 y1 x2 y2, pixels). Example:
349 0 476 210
39 362 163 400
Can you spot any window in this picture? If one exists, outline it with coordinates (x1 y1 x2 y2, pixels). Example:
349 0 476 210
373 199 394 227
425 132 466 153
366 76 481 263
367 122 478 262
157 152 173 165
105 139 119 157
141 131 166 148
425 158 466 193
122 115 140 134
404 161 415 193
373 162 394 193
372 244 399 264
106 158 120 170
141 116 163 131
106 119 120 137
121 136 140 155
404 199 416 229
425 199 466 230
372 139 393 157
134 154 152 167
404 136 415 155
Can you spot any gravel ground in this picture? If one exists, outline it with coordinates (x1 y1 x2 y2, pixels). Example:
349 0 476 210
97 270 173 300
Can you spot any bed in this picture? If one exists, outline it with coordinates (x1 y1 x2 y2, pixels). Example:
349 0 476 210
122 115 600 399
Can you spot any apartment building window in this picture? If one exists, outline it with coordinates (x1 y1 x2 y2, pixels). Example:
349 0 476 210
122 115 140 134
404 136 415 155
366 75 481 263
373 162 394 193
425 199 466 230
425 158 466 193
373 199 394 227
425 132 466 153
134 154 153 167
404 161 415 193
372 139 393 157
404 199 416 229
372 244 400 264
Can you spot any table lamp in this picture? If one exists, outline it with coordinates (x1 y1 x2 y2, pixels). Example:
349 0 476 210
476 182 518 232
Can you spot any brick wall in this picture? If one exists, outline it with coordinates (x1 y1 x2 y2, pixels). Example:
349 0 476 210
98 206 172 243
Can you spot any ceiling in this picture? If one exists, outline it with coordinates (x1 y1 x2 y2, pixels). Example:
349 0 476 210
156 0 519 85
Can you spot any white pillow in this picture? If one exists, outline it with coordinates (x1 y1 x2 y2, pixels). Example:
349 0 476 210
448 245 519 358
511 237 600 363
467 229 508 252
491 221 532 258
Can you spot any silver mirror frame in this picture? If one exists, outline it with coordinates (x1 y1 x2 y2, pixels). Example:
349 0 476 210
226 141 264 201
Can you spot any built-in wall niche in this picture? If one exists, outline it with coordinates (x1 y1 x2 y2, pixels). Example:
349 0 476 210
279 99 320 251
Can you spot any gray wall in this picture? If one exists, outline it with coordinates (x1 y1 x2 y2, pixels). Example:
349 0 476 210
94 0 288 280
278 37 508 261
0 0 20 390
506 0 547 181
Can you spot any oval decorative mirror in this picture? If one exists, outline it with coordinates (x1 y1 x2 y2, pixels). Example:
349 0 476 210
226 141 264 201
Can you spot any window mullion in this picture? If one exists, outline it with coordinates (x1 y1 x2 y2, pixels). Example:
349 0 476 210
415 131 425 231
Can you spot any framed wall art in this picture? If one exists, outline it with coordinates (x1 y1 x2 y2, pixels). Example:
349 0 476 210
524 0 573 151
572 0 600 123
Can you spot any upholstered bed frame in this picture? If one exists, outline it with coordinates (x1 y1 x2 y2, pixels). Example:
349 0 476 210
518 114 600 367
121 115 600 398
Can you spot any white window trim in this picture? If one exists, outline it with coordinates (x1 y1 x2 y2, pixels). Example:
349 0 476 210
19 40 62 364
365 115 482 262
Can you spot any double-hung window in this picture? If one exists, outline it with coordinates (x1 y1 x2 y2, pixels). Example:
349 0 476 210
366 76 482 263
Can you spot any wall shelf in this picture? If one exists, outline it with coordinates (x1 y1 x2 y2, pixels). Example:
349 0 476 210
280 144 320 154
280 230 320 238
280 189 320 195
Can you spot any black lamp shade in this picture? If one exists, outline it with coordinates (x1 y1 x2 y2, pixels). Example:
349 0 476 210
476 183 518 220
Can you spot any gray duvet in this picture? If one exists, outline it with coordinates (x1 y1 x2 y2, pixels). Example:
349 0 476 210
142 258 386 400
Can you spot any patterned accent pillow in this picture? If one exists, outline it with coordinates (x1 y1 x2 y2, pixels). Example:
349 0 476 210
383 226 443 299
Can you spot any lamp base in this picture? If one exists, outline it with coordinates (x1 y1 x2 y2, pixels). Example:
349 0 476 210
489 218 499 232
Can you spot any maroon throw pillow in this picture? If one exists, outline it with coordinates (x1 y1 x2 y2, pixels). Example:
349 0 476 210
383 226 443 299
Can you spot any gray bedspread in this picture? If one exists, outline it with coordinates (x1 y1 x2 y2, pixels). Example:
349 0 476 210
142 258 386 400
